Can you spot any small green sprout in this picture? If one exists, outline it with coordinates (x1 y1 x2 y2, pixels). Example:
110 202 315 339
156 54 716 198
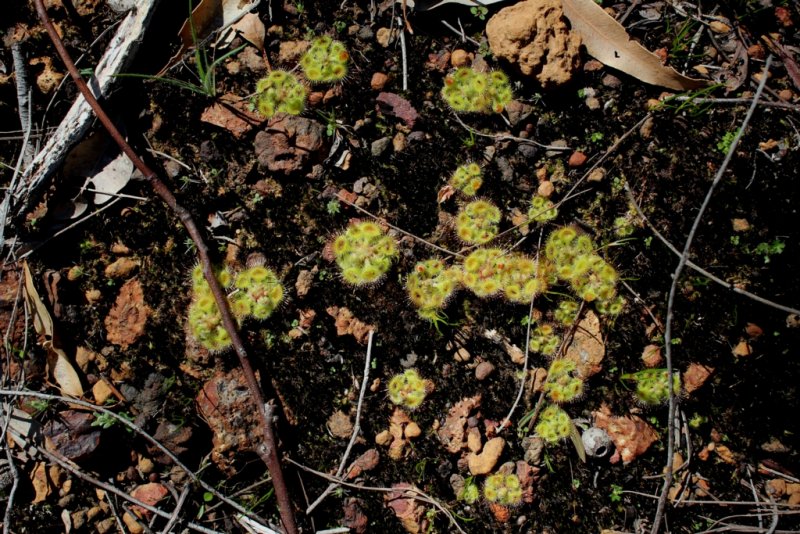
300 36 349 83
455 200 501 245
483 473 523 506
387 369 431 409
253 70 307 118
458 477 480 504
449 163 483 197
332 221 399 285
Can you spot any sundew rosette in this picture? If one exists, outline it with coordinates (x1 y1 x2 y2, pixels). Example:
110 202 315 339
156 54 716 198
300 36 349 83
253 70 307 118
332 221 399 285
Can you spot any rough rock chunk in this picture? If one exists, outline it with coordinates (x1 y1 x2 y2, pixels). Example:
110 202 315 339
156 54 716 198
254 116 326 175
486 0 581 88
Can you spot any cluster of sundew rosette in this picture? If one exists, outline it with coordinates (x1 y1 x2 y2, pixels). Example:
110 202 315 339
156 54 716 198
187 263 284 351
622 368 682 405
386 369 432 409
252 36 349 119
441 67 514 114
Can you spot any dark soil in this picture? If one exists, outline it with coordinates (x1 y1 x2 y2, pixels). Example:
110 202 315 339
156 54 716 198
2 0 800 533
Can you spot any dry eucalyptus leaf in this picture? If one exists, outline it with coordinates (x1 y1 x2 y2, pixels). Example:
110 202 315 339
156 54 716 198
230 12 265 49
161 0 260 74
561 0 708 90
63 132 133 205
89 151 134 204
23 262 84 397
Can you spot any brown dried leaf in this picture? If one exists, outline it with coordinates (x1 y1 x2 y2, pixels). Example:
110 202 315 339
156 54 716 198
346 448 380 479
230 12 265 49
385 483 428 534
160 0 259 74
23 262 83 397
326 306 374 344
593 404 659 464
437 394 481 453
129 483 168 519
683 363 714 394
562 0 708 90
565 310 605 378
105 278 149 349
200 93 263 137
31 462 52 503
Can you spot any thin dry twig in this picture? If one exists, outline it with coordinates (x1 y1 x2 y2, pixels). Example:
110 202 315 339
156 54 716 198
497 230 543 433
288 459 467 534
306 330 374 513
23 443 224 534
623 183 800 316
335 191 463 258
31 2 296 531
0 389 269 526
650 55 773 534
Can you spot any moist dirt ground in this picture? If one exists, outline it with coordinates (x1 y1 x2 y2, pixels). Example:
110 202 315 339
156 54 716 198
1 0 800 533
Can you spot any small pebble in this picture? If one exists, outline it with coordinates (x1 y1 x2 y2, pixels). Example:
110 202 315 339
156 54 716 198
392 132 406 152
475 361 495 380
587 168 605 182
602 74 622 88
778 89 793 102
568 151 587 168
371 137 391 157
537 181 554 197
371 72 389 91
450 49 472 67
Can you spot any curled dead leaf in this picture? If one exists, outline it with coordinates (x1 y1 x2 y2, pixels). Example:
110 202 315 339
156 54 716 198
593 404 659 464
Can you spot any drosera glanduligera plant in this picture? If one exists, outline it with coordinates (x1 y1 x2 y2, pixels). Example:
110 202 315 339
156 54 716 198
442 66 513 113
252 35 350 118
405 258 462 324
455 200 501 245
300 35 350 83
622 368 682 405
332 220 399 285
253 70 307 118
187 263 285 351
387 369 434 409
449 162 483 196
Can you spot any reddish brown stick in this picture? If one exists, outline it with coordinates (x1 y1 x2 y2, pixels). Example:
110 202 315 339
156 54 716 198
32 2 297 532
